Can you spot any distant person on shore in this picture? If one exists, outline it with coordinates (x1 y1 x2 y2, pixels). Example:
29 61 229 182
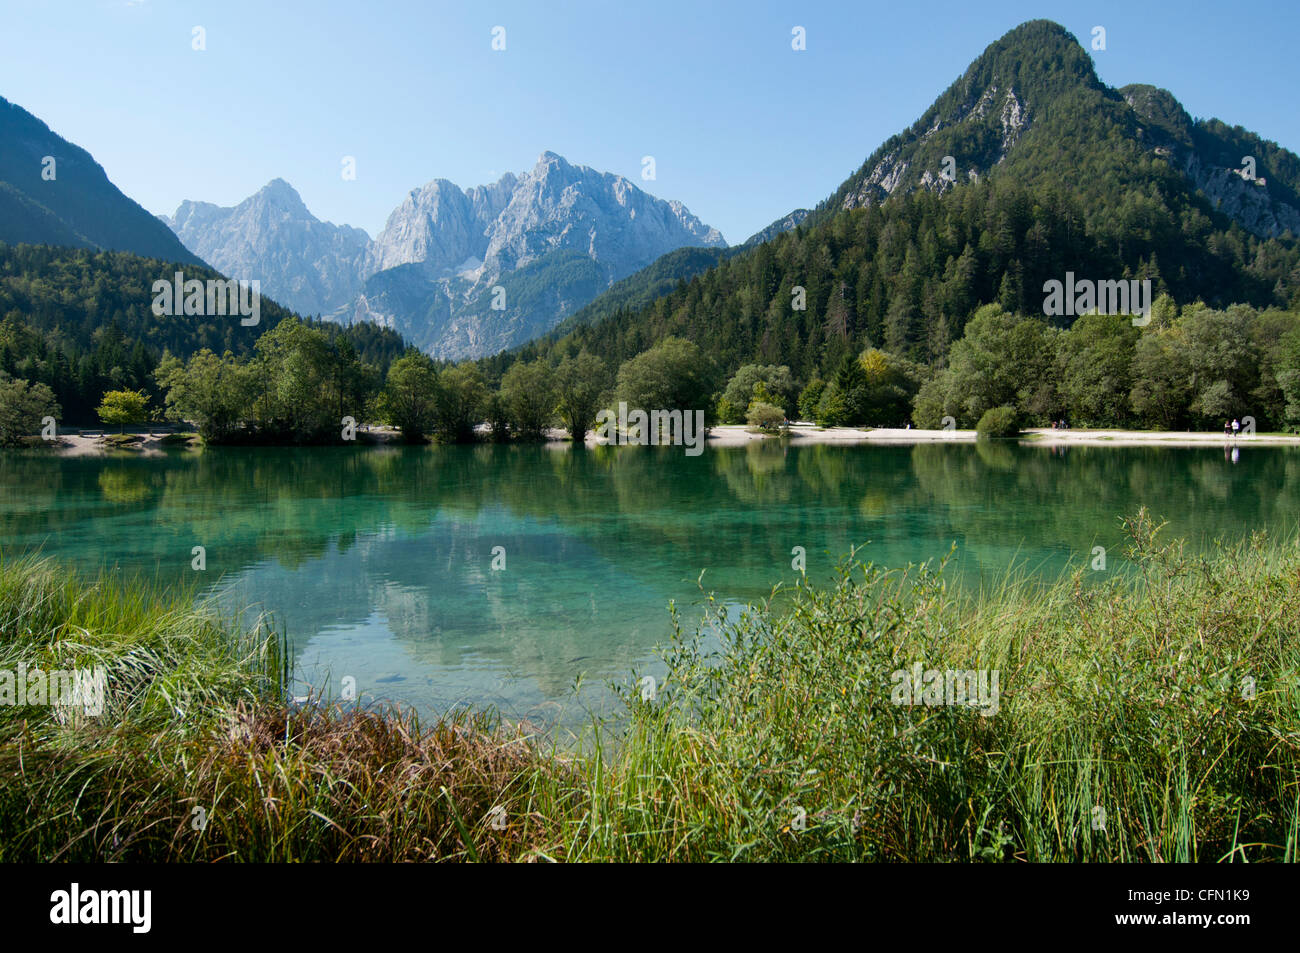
1232 418 1241 437
1225 421 1232 437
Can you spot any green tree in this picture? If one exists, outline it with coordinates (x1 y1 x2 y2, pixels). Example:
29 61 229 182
797 379 825 422
0 375 59 447
1055 313 1139 426
1275 324 1300 431
858 348 923 425
484 392 510 442
555 352 608 442
327 336 372 425
380 351 440 442
499 359 556 441
435 364 488 442
817 353 870 426
96 388 149 433
910 374 949 429
615 337 715 421
250 318 337 439
155 349 252 441
933 306 1023 425
721 364 796 419
1128 329 1191 430
1179 305 1259 426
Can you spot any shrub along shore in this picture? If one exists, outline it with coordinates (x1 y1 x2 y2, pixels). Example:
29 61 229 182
1 509 1297 862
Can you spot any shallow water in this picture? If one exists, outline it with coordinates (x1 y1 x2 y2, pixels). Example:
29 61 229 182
0 440 1294 723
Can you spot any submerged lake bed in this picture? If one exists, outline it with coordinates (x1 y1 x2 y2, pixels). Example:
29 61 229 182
1 440 1295 723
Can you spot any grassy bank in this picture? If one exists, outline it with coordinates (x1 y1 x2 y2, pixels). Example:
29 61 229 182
2 509 1298 862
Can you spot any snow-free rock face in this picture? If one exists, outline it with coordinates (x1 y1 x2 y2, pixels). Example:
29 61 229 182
352 152 724 357
363 175 512 277
1121 84 1300 240
477 152 723 277
164 179 370 317
839 85 1028 211
366 153 723 284
166 153 724 357
1183 155 1300 238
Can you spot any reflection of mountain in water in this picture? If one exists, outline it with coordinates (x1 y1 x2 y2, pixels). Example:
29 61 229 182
2 441 1298 717
217 510 674 714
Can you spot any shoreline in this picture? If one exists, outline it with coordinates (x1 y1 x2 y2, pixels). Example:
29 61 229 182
604 423 1300 448
31 424 1300 455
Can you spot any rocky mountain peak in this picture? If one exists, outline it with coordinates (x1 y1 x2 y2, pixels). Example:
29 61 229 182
255 177 311 214
535 150 570 170
810 20 1106 218
165 153 724 357
164 179 371 317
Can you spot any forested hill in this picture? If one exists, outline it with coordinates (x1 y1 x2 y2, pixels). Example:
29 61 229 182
479 245 734 379
809 20 1300 236
0 96 203 265
498 19 1300 384
0 243 408 423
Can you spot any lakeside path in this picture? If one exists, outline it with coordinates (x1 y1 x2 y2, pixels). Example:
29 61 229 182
696 424 1300 448
35 425 1300 455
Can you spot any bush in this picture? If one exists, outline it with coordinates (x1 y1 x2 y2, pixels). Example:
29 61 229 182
745 401 785 431
976 405 1020 438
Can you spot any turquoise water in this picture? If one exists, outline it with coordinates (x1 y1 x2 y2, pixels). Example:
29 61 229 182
0 440 1295 723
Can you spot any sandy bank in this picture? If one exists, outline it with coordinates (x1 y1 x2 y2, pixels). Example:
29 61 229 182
37 424 1300 455
698 424 1300 448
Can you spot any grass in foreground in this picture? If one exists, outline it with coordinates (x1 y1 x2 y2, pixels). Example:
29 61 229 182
1 508 1298 862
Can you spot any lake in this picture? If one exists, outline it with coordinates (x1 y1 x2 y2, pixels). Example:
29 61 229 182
1 440 1295 724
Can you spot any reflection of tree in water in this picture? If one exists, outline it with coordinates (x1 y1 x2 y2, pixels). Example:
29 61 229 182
796 443 853 496
95 466 154 505
5 442 1299 582
3 441 1300 712
974 438 1017 471
905 443 1300 578
181 441 1299 601
713 440 795 507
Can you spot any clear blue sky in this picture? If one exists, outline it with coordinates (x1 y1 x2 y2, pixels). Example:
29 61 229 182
2 0 1297 244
